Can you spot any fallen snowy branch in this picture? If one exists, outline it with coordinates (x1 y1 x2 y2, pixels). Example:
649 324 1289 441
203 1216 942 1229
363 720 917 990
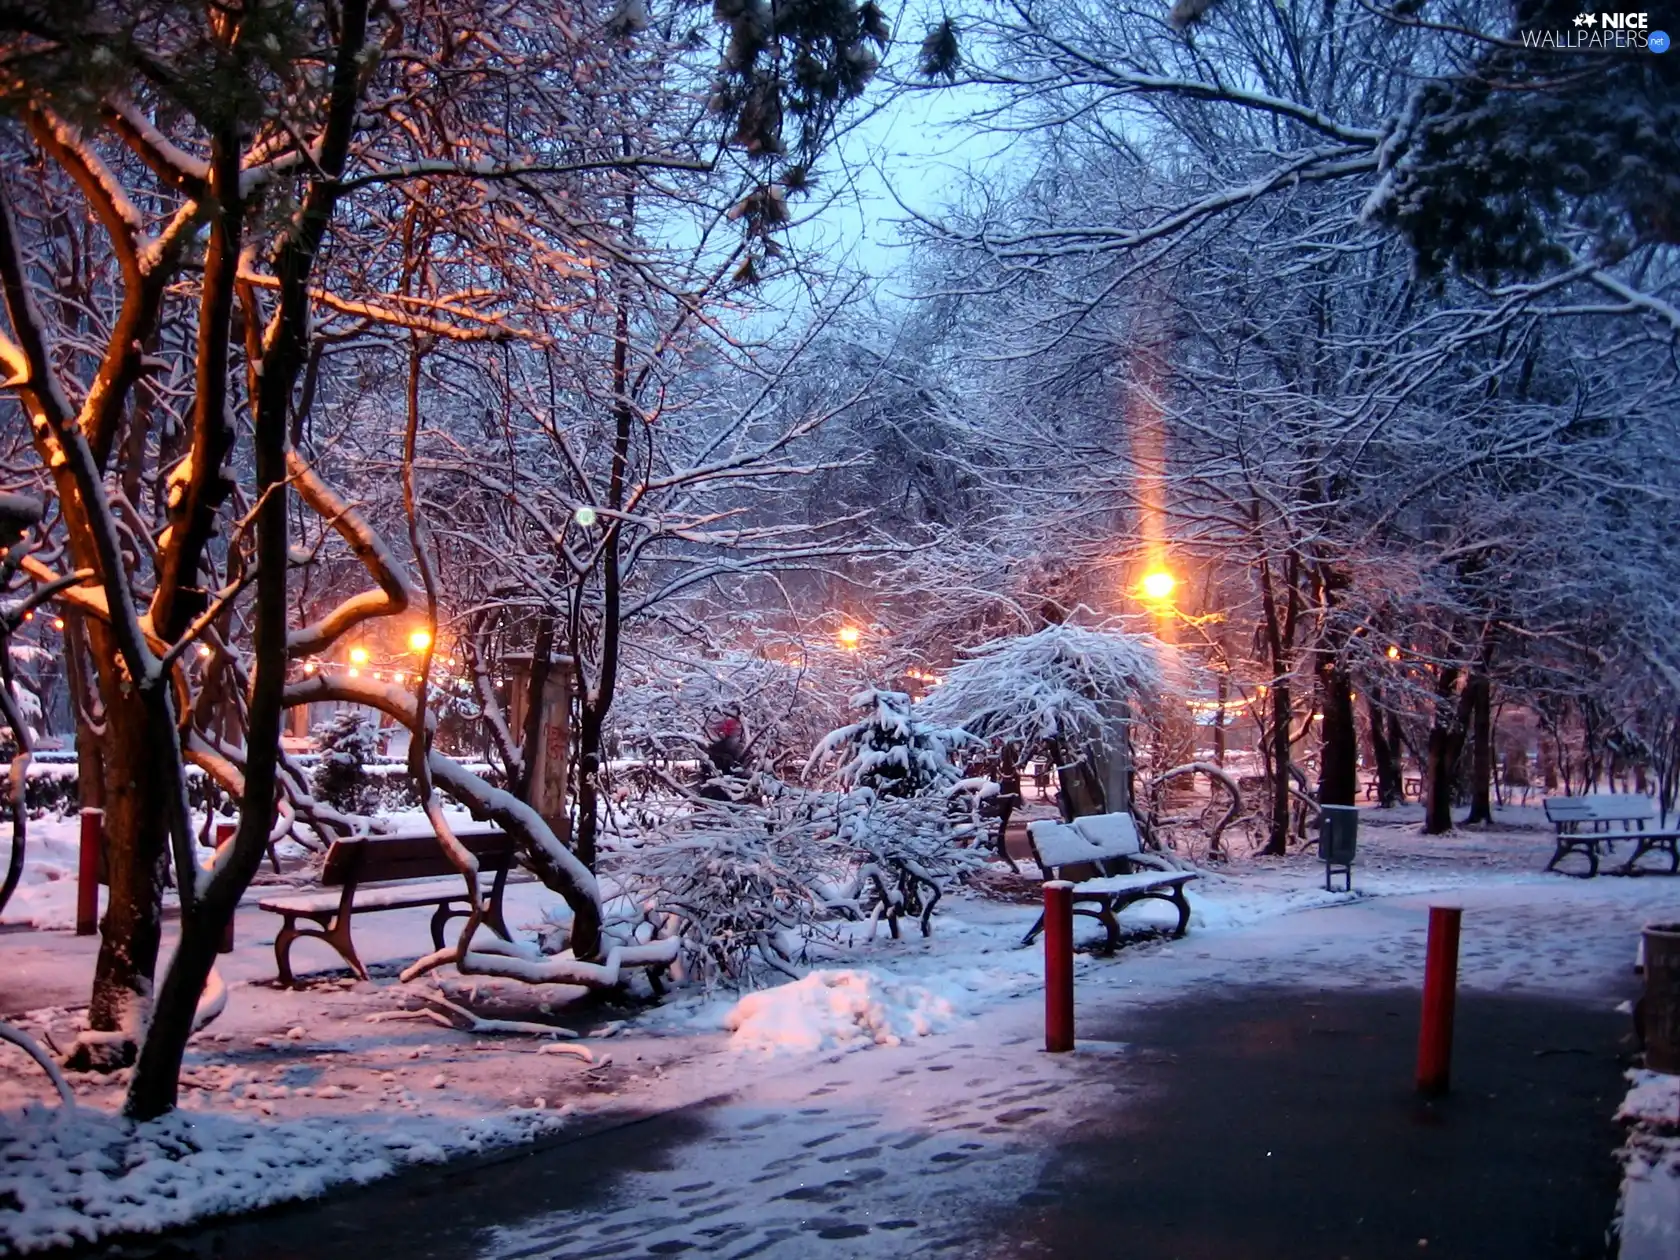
0 1021 75 1107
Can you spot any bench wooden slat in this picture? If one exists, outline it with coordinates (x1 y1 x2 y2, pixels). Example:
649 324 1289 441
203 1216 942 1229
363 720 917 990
321 827 514 885
259 875 503 917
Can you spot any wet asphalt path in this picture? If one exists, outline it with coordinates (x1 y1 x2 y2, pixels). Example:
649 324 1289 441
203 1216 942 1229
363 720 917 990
66 982 1635 1260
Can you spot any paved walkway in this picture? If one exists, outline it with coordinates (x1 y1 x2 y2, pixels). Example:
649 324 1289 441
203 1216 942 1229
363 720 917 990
998 986 1628 1259
63 885 1643 1260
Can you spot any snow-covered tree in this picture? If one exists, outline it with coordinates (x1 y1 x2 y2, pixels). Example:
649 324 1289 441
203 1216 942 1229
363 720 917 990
808 688 964 798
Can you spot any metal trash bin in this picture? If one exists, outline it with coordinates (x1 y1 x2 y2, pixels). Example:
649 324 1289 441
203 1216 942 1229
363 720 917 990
1642 923 1680 1074
1319 804 1359 892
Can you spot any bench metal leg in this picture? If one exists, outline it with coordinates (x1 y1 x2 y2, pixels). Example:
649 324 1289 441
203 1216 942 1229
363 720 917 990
1091 902 1122 952
1021 911 1045 947
274 912 368 986
1620 838 1680 876
1546 837 1599 878
430 904 455 951
274 915 303 988
1167 884 1192 937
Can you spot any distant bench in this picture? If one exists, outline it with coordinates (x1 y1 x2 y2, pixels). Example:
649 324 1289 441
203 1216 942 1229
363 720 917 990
1021 813 1196 950
1543 795 1679 878
258 827 517 986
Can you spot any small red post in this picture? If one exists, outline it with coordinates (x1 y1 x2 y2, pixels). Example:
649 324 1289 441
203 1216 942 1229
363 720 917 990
1417 905 1463 1096
1044 880 1075 1053
76 807 103 937
214 820 236 954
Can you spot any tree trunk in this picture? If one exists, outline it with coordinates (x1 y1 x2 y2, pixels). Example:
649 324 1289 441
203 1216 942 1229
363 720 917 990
126 17 370 1115
64 653 172 1071
1366 688 1404 808
1463 672 1494 825
1212 670 1227 767
515 615 555 801
1265 680 1293 854
1423 667 1468 835
1316 658 1357 808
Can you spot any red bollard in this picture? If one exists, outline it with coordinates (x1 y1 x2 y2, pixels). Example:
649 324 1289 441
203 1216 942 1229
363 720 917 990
214 821 236 954
1044 880 1075 1053
1417 905 1463 1096
76 807 103 937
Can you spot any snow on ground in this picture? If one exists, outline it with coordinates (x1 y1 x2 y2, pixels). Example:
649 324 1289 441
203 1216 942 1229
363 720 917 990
0 1100 571 1254
722 969 955 1054
1617 1069 1680 1260
1 802 1672 1251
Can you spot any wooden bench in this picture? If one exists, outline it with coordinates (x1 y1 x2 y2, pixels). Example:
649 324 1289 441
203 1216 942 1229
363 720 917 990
1543 794 1679 878
1021 813 1196 950
258 827 518 986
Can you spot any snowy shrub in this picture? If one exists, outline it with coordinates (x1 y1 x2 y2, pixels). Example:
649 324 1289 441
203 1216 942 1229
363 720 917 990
621 790 846 989
807 689 967 798
920 623 1165 754
310 712 381 813
829 787 985 938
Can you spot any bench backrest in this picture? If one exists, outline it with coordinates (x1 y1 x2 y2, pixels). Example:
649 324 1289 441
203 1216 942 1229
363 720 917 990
1029 813 1141 881
1544 794 1655 827
322 826 515 886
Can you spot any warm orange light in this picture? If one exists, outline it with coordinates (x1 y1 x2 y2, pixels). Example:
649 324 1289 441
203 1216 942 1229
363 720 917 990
52 618 64 631
347 667 360 679
1140 570 1176 601
196 644 213 659
1386 645 1401 660
838 626 861 648
303 661 317 675
348 646 369 666
408 628 432 653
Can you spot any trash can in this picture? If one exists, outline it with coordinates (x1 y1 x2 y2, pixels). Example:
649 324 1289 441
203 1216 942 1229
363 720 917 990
1643 923 1680 1074
1319 804 1359 892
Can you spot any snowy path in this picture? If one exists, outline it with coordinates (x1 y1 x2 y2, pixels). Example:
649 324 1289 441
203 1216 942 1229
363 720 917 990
70 868 1668 1259
3 813 1674 1255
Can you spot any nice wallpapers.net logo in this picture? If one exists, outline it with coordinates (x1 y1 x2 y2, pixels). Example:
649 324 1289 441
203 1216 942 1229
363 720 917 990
1520 11 1670 50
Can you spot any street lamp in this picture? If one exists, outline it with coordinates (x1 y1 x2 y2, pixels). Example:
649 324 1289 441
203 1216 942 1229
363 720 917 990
408 628 432 653
838 625 861 650
1140 569 1176 601
348 645 369 666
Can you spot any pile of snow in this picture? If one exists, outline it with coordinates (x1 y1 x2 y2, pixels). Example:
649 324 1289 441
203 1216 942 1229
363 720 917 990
1616 1069 1680 1260
723 969 955 1054
0 1102 569 1253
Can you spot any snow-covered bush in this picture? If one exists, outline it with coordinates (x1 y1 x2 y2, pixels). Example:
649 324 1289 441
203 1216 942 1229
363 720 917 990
830 787 985 938
622 790 846 988
310 711 381 813
807 689 967 797
920 623 1164 754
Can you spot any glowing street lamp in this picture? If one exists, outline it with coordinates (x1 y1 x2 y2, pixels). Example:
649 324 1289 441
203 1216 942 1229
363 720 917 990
408 628 433 653
1386 645 1401 660
348 645 369 667
837 625 861 650
1140 569 1176 601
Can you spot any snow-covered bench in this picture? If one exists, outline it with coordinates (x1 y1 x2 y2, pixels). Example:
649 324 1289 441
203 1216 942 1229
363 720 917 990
1020 814 1196 950
258 828 517 986
1543 795 1679 878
